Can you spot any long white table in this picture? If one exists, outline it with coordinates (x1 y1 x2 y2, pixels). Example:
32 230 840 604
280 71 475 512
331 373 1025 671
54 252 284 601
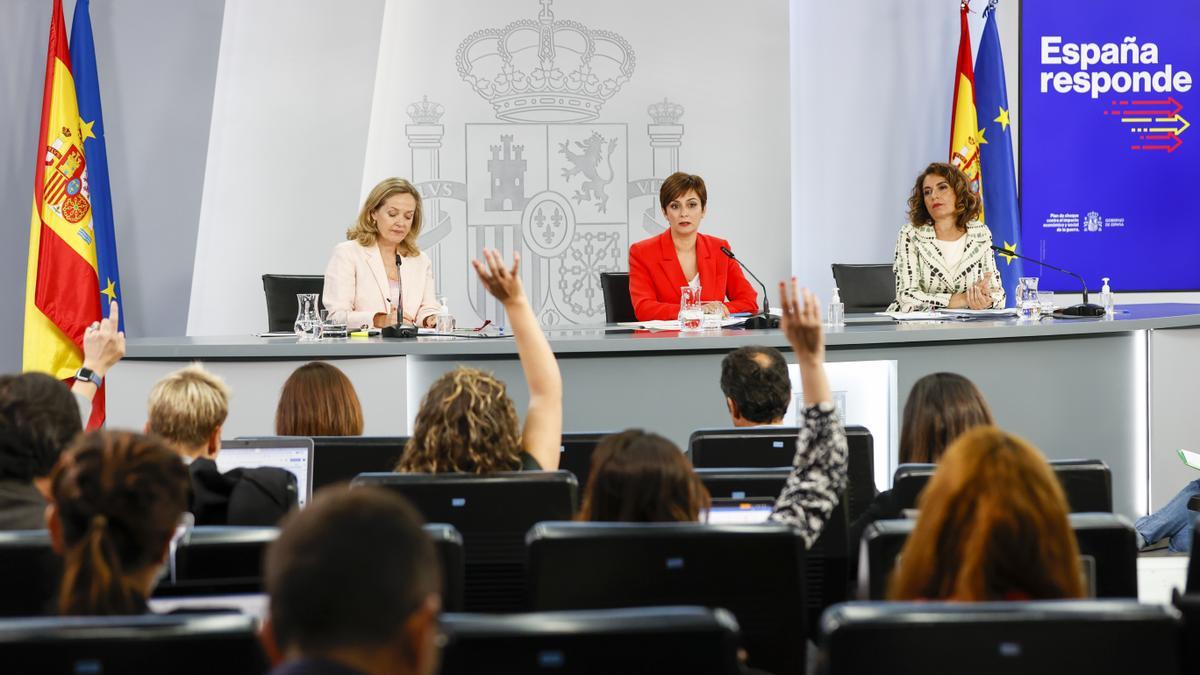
110 303 1200 519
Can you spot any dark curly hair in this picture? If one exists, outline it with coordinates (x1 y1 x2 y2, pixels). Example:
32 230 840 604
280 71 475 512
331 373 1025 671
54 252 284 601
906 162 981 232
720 346 791 424
0 373 83 481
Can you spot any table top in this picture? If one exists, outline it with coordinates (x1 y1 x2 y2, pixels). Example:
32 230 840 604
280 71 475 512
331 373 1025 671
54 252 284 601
124 303 1200 360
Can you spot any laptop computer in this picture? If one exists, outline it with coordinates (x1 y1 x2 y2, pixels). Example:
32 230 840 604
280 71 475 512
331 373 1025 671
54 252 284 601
217 438 314 507
702 497 776 525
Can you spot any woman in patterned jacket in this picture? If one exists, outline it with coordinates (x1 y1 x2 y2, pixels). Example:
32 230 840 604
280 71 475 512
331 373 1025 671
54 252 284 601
887 162 1005 312
577 280 848 550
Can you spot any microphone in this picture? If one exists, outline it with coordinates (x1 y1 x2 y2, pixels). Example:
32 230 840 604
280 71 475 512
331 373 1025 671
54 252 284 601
719 246 779 329
989 245 1105 317
381 253 418 338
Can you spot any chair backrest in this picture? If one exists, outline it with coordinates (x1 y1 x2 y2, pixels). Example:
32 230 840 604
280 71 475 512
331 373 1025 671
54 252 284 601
440 606 742 674
859 513 1138 600
352 471 578 611
695 467 788 500
310 436 409 490
0 530 59 617
891 459 1114 513
557 431 613 489
818 599 1179 675
690 426 876 523
599 272 635 323
425 523 466 613
1177 591 1200 666
261 274 325 332
1189 516 1200 594
527 521 807 675
830 264 895 313
0 613 268 674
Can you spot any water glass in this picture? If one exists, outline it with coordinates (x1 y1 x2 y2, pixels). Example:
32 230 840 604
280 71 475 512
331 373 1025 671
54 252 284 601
702 303 724 330
1017 276 1041 319
678 285 703 331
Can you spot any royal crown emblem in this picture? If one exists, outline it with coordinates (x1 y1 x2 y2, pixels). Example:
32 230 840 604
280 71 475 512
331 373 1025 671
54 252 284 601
455 0 636 123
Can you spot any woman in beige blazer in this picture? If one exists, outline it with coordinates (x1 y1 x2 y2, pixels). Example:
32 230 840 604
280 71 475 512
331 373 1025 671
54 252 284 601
887 162 1005 312
324 178 440 329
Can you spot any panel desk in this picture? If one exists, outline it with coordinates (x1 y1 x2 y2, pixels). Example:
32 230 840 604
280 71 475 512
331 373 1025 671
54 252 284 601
110 303 1200 519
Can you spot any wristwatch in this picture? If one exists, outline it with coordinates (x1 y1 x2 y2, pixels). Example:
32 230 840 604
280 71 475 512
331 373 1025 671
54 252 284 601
74 367 103 388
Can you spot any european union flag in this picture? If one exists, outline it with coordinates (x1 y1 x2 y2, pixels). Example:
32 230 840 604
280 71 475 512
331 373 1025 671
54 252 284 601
70 0 123 330
976 1 1023 306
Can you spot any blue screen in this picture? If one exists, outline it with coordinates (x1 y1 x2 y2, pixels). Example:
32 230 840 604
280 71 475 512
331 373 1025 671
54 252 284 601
1020 0 1200 291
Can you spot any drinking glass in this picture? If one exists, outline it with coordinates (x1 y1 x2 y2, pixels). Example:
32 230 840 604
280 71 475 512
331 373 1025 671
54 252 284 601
678 285 703 331
1017 277 1041 319
702 303 724 330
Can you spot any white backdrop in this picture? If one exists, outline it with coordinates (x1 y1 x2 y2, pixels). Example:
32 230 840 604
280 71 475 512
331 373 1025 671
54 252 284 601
360 0 790 328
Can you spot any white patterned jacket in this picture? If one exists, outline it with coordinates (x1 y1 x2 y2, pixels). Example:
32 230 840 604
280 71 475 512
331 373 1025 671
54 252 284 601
886 220 1006 312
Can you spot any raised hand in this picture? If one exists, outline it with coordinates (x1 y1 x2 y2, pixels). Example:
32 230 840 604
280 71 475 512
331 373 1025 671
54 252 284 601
779 278 824 366
83 300 126 375
472 248 526 307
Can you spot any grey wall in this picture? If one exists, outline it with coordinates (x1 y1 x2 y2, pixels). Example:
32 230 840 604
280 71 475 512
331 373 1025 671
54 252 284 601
0 0 224 372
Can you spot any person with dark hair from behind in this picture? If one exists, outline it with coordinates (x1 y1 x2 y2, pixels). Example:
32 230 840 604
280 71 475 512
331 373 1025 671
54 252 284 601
889 426 1085 601
848 372 994 577
262 487 441 675
0 301 125 530
47 430 190 615
147 364 297 525
578 281 848 549
275 361 364 437
720 346 792 426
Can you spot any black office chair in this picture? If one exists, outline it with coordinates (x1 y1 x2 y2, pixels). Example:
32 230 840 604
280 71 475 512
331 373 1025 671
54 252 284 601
425 523 466 612
859 513 1138 600
1188 514 1200 594
599 272 635 323
830 264 895 313
690 426 876 524
310 436 409 490
440 606 743 674
352 471 578 612
0 530 59 617
0 613 268 674
818 599 1179 675
261 274 325 332
157 526 279 597
1176 590 1200 666
527 521 807 675
891 459 1113 513
557 431 614 489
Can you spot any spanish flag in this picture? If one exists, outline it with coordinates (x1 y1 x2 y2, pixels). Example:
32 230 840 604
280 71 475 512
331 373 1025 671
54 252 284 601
24 0 104 428
949 1 984 220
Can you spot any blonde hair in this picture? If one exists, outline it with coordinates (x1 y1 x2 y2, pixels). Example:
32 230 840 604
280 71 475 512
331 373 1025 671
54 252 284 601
397 367 523 474
888 426 1085 602
347 177 423 257
146 364 231 449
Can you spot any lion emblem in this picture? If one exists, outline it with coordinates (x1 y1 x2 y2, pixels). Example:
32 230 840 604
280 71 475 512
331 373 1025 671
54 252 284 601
558 131 618 213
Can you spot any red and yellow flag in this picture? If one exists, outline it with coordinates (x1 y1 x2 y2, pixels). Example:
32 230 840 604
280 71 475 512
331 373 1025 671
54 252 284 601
949 1 984 220
24 0 104 427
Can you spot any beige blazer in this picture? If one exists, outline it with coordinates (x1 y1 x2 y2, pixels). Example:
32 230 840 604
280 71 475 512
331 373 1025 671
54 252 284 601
323 240 439 329
887 220 1006 312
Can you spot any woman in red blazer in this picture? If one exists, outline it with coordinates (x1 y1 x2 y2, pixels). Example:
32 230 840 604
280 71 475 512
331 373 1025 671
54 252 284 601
628 172 759 321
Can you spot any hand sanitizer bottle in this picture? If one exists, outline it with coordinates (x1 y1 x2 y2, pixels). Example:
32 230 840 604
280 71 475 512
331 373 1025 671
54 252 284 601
1100 278 1114 316
435 297 455 333
827 287 845 327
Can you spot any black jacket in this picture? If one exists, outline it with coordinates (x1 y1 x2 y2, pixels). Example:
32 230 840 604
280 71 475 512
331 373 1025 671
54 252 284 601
188 458 297 526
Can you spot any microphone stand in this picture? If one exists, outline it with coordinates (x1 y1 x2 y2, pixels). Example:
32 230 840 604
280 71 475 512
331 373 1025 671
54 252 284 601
719 246 779 329
381 253 419 338
989 245 1105 317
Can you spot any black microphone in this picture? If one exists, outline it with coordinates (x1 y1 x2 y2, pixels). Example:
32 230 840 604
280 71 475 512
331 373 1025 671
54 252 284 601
381 253 418 338
989 245 1105 317
719 246 779 329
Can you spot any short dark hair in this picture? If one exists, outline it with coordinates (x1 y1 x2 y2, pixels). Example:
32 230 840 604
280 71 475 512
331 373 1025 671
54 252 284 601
659 172 708 212
0 373 83 481
266 487 440 654
720 346 791 424
579 429 710 523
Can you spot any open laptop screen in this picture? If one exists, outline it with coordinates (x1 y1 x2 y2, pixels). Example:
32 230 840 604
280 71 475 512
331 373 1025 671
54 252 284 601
216 439 313 507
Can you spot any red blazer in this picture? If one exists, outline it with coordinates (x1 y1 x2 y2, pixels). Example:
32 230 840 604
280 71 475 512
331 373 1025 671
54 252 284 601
628 230 760 321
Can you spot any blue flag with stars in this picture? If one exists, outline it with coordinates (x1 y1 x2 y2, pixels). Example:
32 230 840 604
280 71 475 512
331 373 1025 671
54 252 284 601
70 0 123 329
976 1 1023 305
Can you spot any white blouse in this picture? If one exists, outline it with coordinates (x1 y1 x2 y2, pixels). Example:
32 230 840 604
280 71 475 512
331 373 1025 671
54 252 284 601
932 234 968 269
